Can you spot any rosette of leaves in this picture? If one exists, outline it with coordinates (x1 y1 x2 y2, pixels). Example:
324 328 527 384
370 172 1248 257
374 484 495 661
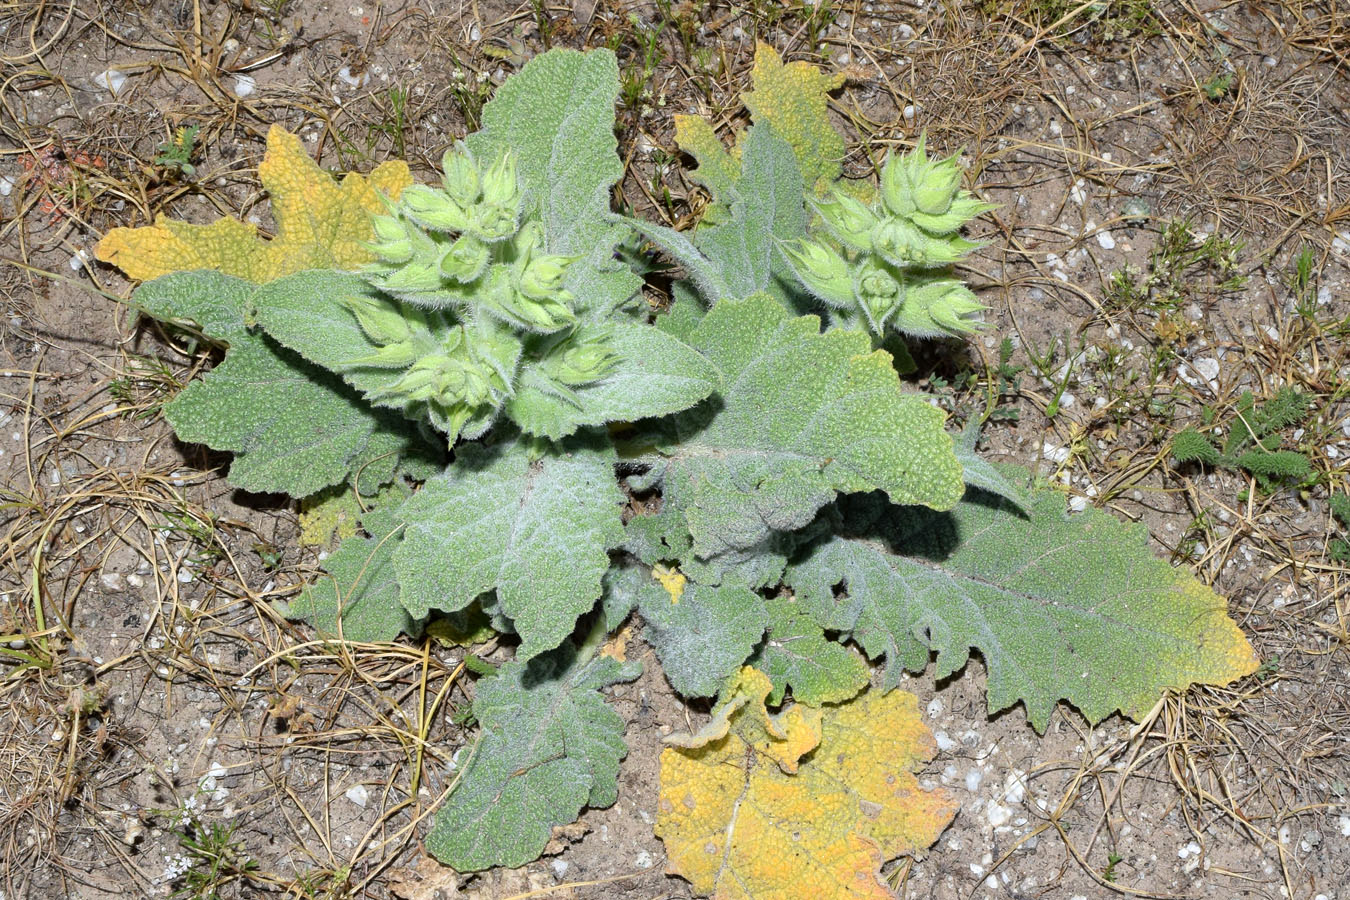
98 44 1259 887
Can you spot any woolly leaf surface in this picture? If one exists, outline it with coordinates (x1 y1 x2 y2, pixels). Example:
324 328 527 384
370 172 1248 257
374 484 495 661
640 579 768 698
785 481 1260 730
428 648 639 870
654 294 963 557
506 323 721 439
287 502 418 642
752 594 870 707
743 42 847 193
657 668 955 900
394 438 624 658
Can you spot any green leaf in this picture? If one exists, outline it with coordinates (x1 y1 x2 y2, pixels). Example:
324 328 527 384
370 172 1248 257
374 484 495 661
393 437 624 659
467 48 620 259
135 270 435 497
785 481 1259 730
286 502 420 642
752 594 870 706
651 294 963 557
1171 428 1222 465
954 421 1027 508
427 647 640 870
505 322 721 439
693 124 807 305
133 269 254 341
639 580 768 698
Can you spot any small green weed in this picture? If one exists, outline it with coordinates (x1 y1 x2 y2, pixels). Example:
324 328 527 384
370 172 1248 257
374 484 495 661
1103 218 1245 314
1330 494 1350 562
1172 387 1313 490
169 817 260 900
155 125 199 179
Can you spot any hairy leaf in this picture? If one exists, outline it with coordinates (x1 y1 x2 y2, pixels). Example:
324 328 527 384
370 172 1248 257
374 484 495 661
752 594 870 706
652 294 963 557
287 502 419 642
467 48 641 320
394 437 624 659
506 323 722 439
428 648 640 870
640 578 768 698
132 271 434 497
693 124 808 305
97 126 410 283
786 483 1260 729
672 115 739 200
657 668 956 900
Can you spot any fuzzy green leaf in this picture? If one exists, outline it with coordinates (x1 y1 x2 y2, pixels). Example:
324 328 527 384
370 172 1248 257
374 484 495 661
287 502 419 642
785 482 1259 730
427 647 640 870
1171 429 1222 466
693 124 807 305
953 422 1028 508
134 270 434 497
752 594 870 706
651 294 963 557
505 323 721 439
394 437 624 659
640 580 768 698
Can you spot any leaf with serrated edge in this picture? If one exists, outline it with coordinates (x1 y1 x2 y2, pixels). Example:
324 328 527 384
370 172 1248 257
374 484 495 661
394 437 624 659
654 294 963 557
506 323 721 439
752 594 869 706
287 502 418 642
163 333 416 498
428 648 640 870
743 43 847 194
97 126 410 283
640 579 768 698
657 668 956 900
786 481 1260 730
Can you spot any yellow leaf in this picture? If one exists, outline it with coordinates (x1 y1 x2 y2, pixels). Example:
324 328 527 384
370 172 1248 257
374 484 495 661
743 43 846 194
652 564 687 605
97 126 412 284
657 668 956 900
674 114 740 199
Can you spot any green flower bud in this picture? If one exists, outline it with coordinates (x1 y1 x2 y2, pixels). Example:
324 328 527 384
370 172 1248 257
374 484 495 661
512 220 545 257
518 253 574 300
871 217 927 266
550 339 617 385
908 195 999 235
893 279 986 338
879 151 917 218
350 340 421 369
376 258 444 296
400 184 471 233
480 151 519 210
440 145 481 206
854 261 901 331
783 240 854 308
504 289 576 332
913 152 962 216
440 234 489 283
814 191 877 251
342 293 412 346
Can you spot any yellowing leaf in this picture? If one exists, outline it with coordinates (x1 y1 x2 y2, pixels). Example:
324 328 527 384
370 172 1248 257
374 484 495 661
743 43 846 193
97 126 412 283
673 114 739 199
657 668 956 900
652 564 687 604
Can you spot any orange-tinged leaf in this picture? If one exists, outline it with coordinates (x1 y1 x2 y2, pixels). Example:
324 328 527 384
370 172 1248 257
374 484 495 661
657 668 956 900
97 125 412 284
743 42 846 193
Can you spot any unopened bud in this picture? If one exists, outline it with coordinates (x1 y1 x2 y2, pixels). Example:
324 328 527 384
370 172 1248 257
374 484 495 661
343 293 412 346
872 218 926 266
440 234 488 283
518 254 573 299
440 146 481 205
506 289 576 332
400 185 471 233
814 191 877 251
855 261 901 330
551 339 616 385
879 152 917 218
893 279 986 337
783 240 854 308
913 153 962 216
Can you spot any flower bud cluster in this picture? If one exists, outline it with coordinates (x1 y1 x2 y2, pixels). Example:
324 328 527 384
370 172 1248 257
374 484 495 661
351 144 619 439
783 134 995 339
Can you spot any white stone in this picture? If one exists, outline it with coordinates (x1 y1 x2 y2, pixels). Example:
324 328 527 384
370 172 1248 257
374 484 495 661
345 784 369 808
232 75 257 97
1096 230 1116 250
94 69 127 95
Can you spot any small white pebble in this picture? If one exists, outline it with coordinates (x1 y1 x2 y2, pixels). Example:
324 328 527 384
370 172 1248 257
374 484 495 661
1068 496 1088 513
1096 230 1116 250
94 69 127 95
232 75 257 97
926 697 943 718
345 784 369 808
903 104 916 121
965 769 983 792
0 175 13 197
934 731 956 752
